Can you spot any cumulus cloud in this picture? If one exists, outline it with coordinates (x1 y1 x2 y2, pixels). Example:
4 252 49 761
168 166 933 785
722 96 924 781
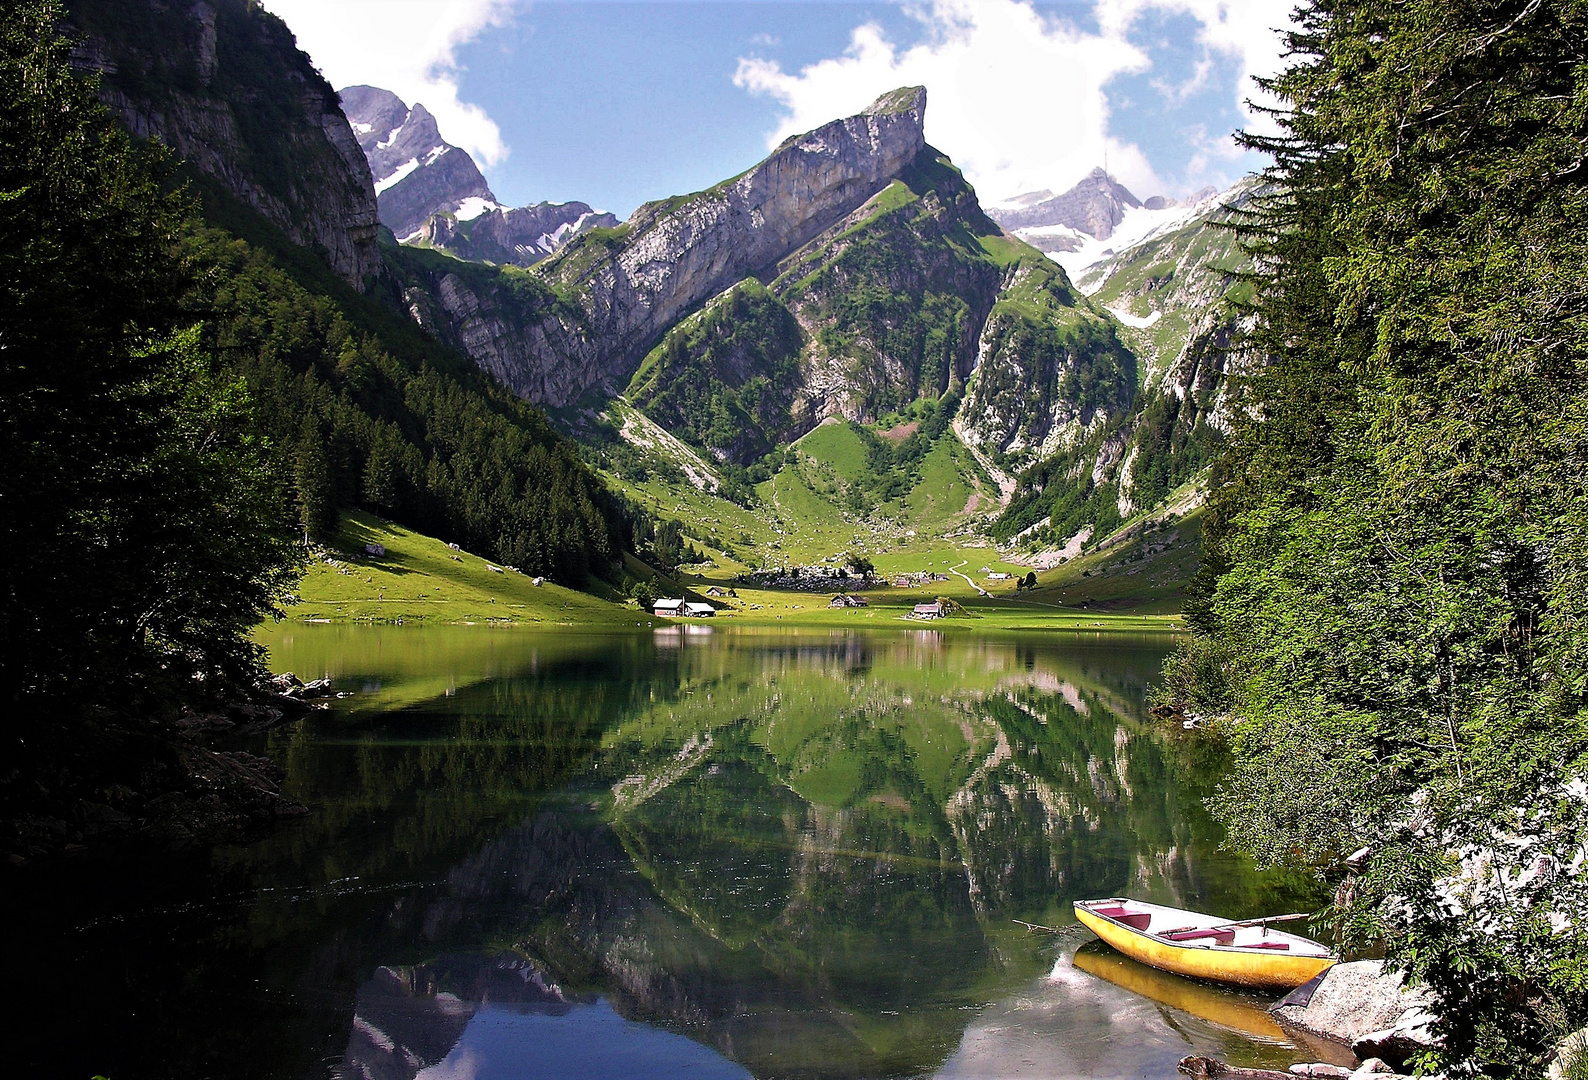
734 0 1294 203
1098 0 1292 134
259 0 514 167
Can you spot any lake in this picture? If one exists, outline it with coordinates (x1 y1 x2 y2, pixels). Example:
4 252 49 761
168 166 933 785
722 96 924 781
8 625 1335 1079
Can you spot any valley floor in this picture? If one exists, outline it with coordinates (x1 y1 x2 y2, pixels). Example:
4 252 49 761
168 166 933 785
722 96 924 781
272 508 1193 634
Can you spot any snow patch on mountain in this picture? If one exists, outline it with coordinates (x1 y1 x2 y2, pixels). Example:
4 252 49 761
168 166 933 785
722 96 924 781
374 157 419 194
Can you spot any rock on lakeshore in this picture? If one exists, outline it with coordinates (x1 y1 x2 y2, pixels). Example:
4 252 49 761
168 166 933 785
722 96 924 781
1272 961 1439 1070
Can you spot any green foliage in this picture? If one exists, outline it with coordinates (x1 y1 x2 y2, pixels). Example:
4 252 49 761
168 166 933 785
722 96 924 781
630 578 659 609
0 0 301 716
1164 0 1588 1071
991 441 1123 548
629 280 804 463
779 150 1003 419
185 224 631 584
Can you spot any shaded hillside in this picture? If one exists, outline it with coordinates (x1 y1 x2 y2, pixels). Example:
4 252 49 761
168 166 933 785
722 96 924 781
67 0 380 286
67 0 644 586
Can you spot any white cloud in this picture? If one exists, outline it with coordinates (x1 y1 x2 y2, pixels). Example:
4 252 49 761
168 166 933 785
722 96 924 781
734 0 1294 203
1097 0 1292 135
259 0 514 167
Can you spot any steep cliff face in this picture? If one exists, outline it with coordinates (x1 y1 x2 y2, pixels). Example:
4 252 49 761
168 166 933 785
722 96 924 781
957 256 1136 466
621 145 1125 468
67 0 381 287
986 180 1261 548
505 85 930 406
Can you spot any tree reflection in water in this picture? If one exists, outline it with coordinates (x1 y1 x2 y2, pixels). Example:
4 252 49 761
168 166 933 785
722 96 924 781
10 628 1324 1080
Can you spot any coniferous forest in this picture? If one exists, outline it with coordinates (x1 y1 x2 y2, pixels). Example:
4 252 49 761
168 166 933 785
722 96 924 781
0 0 639 840
1159 0 1588 1070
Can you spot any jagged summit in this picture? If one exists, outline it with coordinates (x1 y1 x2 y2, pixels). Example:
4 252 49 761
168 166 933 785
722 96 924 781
342 86 495 239
864 84 927 118
987 167 1143 240
340 84 616 266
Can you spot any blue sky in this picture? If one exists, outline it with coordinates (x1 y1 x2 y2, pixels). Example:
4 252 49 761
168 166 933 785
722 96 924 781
265 0 1289 218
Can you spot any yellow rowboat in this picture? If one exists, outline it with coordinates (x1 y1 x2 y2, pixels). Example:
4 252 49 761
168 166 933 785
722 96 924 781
1073 897 1336 992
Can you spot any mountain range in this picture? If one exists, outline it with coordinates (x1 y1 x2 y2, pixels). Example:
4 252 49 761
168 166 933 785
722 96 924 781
339 84 618 267
67 0 1254 582
348 85 1250 554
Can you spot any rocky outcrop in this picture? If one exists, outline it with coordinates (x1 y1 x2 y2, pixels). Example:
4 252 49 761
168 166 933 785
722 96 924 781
988 167 1143 239
414 201 619 266
1272 961 1440 1070
340 84 619 264
522 85 930 404
957 256 1135 464
68 0 381 287
340 86 494 238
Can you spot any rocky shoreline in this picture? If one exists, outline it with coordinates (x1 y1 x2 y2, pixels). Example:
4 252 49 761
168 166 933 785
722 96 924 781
2 674 335 866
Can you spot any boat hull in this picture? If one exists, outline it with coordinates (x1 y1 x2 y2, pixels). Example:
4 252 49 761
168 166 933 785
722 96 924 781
1074 906 1335 991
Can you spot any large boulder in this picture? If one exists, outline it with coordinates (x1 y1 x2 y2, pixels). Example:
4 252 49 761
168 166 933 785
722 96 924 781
1272 961 1437 1067
1548 1028 1588 1080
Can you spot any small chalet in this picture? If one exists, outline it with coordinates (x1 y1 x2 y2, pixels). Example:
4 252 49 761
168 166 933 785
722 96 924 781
987 572 1012 581
683 601 716 617
653 598 685 616
705 586 727 597
911 601 946 620
829 594 869 608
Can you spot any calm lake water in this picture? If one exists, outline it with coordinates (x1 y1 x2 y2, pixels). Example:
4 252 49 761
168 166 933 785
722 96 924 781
9 625 1332 1080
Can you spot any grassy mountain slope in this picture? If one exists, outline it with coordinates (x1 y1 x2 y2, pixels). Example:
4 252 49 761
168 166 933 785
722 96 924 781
287 510 638 625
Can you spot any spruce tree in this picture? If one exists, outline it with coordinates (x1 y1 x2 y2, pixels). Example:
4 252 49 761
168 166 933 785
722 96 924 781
1165 0 1588 1070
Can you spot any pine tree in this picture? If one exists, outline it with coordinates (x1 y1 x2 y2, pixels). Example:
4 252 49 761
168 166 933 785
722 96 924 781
294 421 337 542
1162 0 1588 1070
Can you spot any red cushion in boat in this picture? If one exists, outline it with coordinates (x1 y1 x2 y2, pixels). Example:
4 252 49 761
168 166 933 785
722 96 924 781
1093 907 1131 917
1245 941 1291 950
1113 913 1152 930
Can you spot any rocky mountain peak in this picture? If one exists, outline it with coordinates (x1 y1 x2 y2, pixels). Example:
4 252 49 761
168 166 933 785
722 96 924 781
340 86 494 239
339 84 616 266
986 167 1143 239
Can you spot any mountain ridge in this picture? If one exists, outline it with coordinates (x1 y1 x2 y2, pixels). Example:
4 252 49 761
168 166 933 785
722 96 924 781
340 84 619 266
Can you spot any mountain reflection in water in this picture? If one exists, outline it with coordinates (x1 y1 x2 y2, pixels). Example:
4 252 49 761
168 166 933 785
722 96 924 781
11 627 1324 1080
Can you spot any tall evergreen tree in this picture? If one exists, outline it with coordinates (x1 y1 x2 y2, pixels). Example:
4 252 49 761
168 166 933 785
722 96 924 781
1163 0 1588 1072
0 0 300 745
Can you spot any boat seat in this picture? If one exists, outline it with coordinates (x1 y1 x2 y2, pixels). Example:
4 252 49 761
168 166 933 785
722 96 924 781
1093 907 1152 930
1162 928 1236 945
1243 941 1291 950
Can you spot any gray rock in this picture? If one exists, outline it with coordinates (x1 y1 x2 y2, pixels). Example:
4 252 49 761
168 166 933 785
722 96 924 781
1352 1008 1439 1069
1346 1059 1396 1079
987 167 1142 239
340 85 617 263
1548 1027 1588 1080
72 1 381 287
411 86 929 410
1271 960 1435 1047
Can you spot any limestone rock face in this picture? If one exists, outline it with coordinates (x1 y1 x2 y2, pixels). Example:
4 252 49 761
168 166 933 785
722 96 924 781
69 0 382 288
340 87 494 238
532 85 929 398
987 168 1143 239
409 85 929 409
416 202 620 267
340 84 619 265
